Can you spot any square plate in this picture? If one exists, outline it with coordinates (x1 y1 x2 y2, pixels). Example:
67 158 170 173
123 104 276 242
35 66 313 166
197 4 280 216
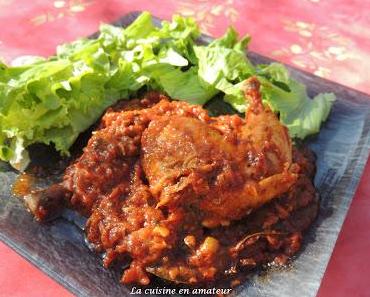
1 12 369 297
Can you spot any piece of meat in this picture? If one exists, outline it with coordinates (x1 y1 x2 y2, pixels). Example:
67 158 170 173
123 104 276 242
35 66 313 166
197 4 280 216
142 78 298 227
20 77 319 286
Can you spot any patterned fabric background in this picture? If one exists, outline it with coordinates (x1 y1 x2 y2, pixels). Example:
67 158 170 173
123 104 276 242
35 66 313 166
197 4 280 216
0 1 369 297
0 0 369 94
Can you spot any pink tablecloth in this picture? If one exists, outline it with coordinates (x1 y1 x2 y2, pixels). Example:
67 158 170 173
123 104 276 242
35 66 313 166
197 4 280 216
0 1 369 296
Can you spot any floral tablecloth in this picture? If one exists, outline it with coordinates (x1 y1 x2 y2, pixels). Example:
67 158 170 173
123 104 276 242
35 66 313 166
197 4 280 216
0 1 369 297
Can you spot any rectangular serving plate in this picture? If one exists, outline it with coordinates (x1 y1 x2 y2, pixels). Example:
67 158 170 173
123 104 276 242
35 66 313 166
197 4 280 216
0 12 369 297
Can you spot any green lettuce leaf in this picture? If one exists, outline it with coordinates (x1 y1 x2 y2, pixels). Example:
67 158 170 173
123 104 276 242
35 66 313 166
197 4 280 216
0 11 335 170
194 28 254 86
145 64 217 104
194 36 335 139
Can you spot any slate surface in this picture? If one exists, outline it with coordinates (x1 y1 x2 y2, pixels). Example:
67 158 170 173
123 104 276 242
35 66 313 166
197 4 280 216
0 12 369 297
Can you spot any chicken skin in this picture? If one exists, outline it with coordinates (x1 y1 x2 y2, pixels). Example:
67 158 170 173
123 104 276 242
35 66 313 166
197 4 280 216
142 77 298 227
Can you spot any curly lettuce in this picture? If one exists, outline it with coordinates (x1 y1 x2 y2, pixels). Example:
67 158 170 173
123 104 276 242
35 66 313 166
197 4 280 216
0 12 335 170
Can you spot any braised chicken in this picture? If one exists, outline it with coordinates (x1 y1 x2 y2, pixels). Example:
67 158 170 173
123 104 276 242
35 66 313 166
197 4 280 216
21 77 318 286
141 78 298 227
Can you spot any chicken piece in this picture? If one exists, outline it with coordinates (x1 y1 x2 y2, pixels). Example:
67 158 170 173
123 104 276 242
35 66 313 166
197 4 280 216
240 78 293 176
141 77 298 227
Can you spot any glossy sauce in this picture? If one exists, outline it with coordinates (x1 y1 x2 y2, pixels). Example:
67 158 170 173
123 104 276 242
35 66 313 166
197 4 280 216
12 173 35 197
17 91 319 287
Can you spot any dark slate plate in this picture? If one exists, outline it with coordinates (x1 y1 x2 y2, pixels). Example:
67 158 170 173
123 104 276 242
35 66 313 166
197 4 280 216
0 12 369 297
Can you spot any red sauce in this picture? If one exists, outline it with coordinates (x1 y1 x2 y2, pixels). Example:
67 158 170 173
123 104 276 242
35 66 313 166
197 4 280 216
21 90 319 287
12 173 35 197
